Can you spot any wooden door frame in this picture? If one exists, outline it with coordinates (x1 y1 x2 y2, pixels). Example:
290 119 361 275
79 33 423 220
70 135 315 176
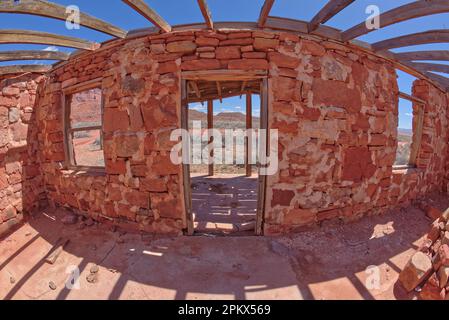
180 71 268 236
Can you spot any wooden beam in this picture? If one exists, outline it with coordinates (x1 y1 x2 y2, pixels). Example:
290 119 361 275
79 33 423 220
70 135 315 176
182 70 267 81
241 81 247 93
216 81 222 102
398 91 426 105
395 50 449 62
372 30 449 52
258 0 275 28
0 50 70 62
245 93 252 177
406 62 449 75
197 0 213 29
0 64 51 76
0 30 100 50
342 0 449 41
207 100 214 177
122 0 171 33
190 81 201 98
0 0 126 38
308 0 355 32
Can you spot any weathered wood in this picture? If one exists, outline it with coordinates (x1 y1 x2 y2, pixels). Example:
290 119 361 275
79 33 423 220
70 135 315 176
45 238 70 264
216 81 222 102
0 64 51 76
423 71 449 90
0 0 126 38
308 0 355 32
406 62 449 75
0 30 100 50
207 100 214 177
0 50 70 62
182 70 267 81
395 50 449 62
197 0 213 29
122 0 171 33
189 81 201 98
245 94 252 177
342 0 449 41
372 30 449 51
258 0 275 28
398 91 426 105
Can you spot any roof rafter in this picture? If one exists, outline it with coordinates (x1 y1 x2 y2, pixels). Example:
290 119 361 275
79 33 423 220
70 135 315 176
122 0 171 33
372 30 449 51
0 64 51 76
406 62 449 75
394 50 449 62
342 0 449 42
197 0 213 29
0 50 70 62
0 30 100 50
258 0 275 28
0 0 126 38
308 0 355 32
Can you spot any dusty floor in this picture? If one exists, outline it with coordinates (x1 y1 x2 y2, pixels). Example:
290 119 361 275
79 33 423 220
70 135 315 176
191 173 258 234
0 194 446 300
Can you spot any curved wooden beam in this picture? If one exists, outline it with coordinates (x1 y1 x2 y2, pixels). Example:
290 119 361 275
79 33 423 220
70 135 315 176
342 0 449 41
0 64 51 76
122 0 171 33
0 30 100 51
372 30 449 51
258 0 275 28
0 0 126 38
0 50 70 62
394 50 449 62
406 62 449 75
197 0 213 29
308 0 355 32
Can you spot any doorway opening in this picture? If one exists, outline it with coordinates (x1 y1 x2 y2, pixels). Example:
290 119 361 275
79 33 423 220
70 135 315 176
181 73 267 236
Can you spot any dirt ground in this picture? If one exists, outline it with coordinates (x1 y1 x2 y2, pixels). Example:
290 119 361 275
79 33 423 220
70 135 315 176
0 193 446 300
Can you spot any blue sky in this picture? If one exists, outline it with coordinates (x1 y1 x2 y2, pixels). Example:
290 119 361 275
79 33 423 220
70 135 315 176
3 0 449 128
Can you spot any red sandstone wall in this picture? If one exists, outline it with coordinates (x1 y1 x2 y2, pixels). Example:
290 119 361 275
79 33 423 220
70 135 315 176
35 29 449 235
0 74 46 237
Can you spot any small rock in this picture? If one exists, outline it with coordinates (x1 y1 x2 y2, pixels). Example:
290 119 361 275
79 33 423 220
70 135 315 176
442 231 449 246
438 266 449 288
10 276 15 284
25 232 32 237
85 218 94 227
86 273 98 284
90 264 99 274
77 222 86 230
399 251 433 292
49 281 57 290
117 238 125 244
61 213 78 225
420 274 445 300
110 225 117 233
426 206 442 221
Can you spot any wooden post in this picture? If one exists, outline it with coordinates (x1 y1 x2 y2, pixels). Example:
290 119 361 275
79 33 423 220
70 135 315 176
245 93 252 177
207 100 214 176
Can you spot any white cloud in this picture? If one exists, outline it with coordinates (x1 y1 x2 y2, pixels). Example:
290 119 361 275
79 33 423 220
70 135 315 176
43 46 59 52
190 104 206 111
405 113 413 116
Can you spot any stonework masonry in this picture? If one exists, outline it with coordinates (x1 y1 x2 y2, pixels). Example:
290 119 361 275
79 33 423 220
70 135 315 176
1 29 449 236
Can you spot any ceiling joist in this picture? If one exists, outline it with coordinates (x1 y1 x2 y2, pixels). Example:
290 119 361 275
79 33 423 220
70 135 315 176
372 30 449 51
394 50 449 62
0 64 51 76
342 0 449 42
308 0 355 33
122 0 171 33
258 0 275 28
0 29 100 50
197 0 213 29
0 0 126 38
406 61 449 75
0 50 70 62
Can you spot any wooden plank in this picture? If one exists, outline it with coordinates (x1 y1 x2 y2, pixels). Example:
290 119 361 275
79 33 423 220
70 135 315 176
372 30 449 52
122 0 171 33
0 50 70 62
245 94 252 177
62 78 102 95
207 100 214 177
216 81 222 102
398 91 426 105
258 0 275 28
0 30 100 50
45 238 70 264
395 50 449 62
0 0 126 38
342 0 449 41
404 62 449 75
189 81 201 98
197 0 213 29
308 0 355 32
0 64 51 76
182 70 267 81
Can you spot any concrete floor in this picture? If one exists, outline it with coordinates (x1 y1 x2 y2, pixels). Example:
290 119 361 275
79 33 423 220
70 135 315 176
0 197 443 300
191 173 258 234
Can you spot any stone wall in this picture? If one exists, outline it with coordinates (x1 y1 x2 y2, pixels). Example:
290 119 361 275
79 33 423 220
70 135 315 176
0 73 46 238
35 29 449 235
